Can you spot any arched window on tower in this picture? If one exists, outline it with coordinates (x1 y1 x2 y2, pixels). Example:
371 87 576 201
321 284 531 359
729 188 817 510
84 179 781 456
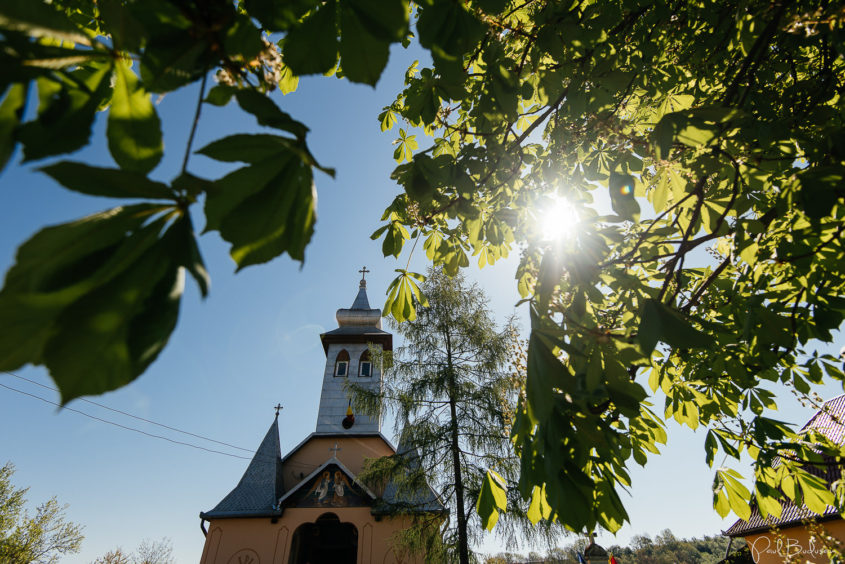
359 350 372 378
335 350 349 377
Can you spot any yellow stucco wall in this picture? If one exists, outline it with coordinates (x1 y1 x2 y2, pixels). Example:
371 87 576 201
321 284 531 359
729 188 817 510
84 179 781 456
200 435 425 564
743 519 845 563
199 508 417 564
281 435 394 492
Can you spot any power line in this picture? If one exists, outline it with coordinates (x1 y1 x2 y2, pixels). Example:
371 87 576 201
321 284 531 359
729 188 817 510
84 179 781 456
2 370 253 452
0 381 254 461
0 374 321 470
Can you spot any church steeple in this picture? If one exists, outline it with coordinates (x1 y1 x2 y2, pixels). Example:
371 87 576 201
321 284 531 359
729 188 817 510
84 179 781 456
335 268 382 329
200 411 284 519
199 274 443 564
316 270 392 434
350 266 373 310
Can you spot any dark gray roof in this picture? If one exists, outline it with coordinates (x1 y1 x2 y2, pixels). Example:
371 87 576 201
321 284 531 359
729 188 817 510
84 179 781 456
319 326 392 353
374 434 447 515
351 285 371 310
585 542 608 557
725 395 845 536
321 326 391 337
200 416 284 519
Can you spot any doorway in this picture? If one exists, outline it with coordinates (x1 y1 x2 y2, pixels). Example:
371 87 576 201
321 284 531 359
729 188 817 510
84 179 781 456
289 512 358 564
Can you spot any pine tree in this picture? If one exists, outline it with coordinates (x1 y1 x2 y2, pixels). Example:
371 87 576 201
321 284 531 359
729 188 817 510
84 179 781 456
353 268 558 563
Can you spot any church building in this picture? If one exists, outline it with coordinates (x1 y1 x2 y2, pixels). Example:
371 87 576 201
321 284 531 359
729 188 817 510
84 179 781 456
198 272 444 564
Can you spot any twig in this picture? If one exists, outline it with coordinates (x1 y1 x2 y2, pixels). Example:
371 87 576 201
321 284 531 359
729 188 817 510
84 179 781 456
180 71 209 179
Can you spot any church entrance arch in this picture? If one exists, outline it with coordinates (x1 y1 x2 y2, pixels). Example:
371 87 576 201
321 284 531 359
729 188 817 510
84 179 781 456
288 512 358 564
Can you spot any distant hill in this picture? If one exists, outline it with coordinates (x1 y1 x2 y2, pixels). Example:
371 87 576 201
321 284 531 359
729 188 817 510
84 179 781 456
484 529 748 564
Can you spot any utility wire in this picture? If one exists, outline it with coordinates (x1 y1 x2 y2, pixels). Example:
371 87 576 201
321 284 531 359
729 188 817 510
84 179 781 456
0 373 321 470
0 381 253 460
3 370 253 452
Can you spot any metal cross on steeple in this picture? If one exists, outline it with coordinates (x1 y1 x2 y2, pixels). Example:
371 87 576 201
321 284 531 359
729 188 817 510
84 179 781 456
274 403 283 416
358 266 370 280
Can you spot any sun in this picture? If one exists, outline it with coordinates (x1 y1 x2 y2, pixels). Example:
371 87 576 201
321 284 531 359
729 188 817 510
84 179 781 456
539 197 580 241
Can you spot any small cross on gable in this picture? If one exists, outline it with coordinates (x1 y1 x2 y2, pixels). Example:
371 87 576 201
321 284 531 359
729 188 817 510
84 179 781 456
329 442 341 457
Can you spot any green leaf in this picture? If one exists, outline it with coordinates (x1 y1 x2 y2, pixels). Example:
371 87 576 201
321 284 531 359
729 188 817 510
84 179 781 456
98 0 145 52
204 152 316 267
232 89 309 140
18 61 114 161
393 129 417 163
796 166 844 220
403 155 438 204
713 488 730 518
223 14 264 61
0 1 92 44
170 172 213 199
124 262 183 379
652 117 675 161
42 223 181 403
278 63 300 95
283 0 339 76
416 0 485 61
380 222 410 258
204 84 236 107
755 484 783 520
1 42 108 74
526 330 567 421
526 484 552 525
347 0 408 42
379 107 397 131
476 469 507 531
198 132 334 178
0 204 164 374
638 299 711 354
653 108 737 158
244 0 315 31
204 157 287 231
40 162 174 200
609 172 639 221
704 429 718 467
795 470 835 514
382 270 422 321
169 215 210 298
198 133 302 164
404 71 441 124
475 0 510 13
1 204 163 298
718 468 751 521
139 39 209 93
339 5 390 86
0 83 27 172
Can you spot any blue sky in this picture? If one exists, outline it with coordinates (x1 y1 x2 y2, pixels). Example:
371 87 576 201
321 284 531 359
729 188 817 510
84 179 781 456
0 42 842 563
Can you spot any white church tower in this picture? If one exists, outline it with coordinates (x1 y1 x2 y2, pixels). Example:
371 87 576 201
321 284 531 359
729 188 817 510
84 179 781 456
315 268 391 433
199 270 444 564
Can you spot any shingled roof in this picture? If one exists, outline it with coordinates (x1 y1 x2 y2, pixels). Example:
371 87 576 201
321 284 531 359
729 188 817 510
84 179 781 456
725 395 845 537
373 433 447 515
200 416 284 519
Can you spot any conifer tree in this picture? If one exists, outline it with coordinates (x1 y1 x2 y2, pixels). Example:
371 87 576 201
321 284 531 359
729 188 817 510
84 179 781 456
353 268 558 563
